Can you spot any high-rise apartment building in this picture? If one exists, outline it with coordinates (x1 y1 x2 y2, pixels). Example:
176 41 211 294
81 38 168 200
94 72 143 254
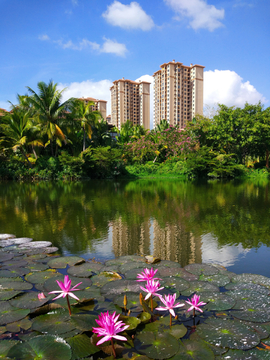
110 78 150 130
153 60 204 129
80 97 107 120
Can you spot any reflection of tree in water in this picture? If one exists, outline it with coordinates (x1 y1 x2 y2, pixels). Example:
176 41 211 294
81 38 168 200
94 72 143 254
0 178 269 261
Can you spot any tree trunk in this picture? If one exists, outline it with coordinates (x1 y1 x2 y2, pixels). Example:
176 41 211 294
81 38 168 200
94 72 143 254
50 140 54 157
32 145 37 159
55 144 58 158
266 149 269 168
20 147 32 168
83 128 86 152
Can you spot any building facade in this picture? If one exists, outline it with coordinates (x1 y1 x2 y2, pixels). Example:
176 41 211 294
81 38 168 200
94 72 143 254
80 97 107 120
153 60 204 129
110 78 150 130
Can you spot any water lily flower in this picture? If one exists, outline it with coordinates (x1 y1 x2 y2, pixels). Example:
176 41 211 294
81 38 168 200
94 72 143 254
186 294 206 316
156 293 185 317
49 275 82 315
93 311 129 358
38 292 46 300
140 279 164 300
49 275 82 300
136 268 161 282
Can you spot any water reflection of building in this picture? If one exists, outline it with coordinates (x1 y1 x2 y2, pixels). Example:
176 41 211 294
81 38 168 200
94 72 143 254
152 220 202 267
110 217 202 267
111 217 151 257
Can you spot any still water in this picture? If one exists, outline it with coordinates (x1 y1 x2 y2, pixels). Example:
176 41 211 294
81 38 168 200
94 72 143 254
1 179 270 277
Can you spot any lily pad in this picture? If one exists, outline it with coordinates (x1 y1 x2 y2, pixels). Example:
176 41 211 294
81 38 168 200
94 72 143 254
158 267 198 281
19 241 52 249
0 280 32 291
119 262 152 274
0 290 23 301
0 234 16 240
8 238 33 245
32 310 75 335
225 282 270 295
225 289 266 301
140 317 187 339
101 280 142 296
0 253 14 262
26 263 49 271
7 335 72 360
218 348 270 359
196 318 261 350
232 273 270 287
25 270 60 284
156 260 181 268
67 334 100 359
134 331 179 359
119 315 141 330
170 338 215 360
162 277 190 292
231 298 270 322
199 274 230 287
67 262 103 277
200 292 235 311
0 270 21 278
10 291 50 309
6 318 32 332
113 292 142 310
0 301 30 325
184 264 219 276
137 312 151 323
0 340 19 358
47 256 85 269
2 259 29 267
181 281 220 296
70 314 98 332
91 272 122 287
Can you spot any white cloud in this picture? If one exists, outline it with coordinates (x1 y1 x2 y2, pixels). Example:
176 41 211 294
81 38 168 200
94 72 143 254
55 39 100 51
42 36 127 57
58 79 113 116
135 74 154 128
102 1 154 31
164 0 225 31
100 38 127 57
38 34 50 41
201 233 250 267
204 69 267 109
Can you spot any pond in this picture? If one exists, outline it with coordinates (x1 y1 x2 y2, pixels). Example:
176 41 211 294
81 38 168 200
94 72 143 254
1 178 270 277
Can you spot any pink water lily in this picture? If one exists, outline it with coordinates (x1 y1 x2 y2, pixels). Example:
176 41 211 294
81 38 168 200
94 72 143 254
156 293 185 317
140 279 164 300
93 311 129 358
38 292 46 300
49 275 82 300
49 275 82 315
136 268 161 282
186 294 206 314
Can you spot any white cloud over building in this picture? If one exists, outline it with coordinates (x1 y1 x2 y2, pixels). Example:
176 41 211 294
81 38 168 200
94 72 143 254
102 1 154 30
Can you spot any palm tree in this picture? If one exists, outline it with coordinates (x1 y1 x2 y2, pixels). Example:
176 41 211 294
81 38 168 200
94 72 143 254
26 80 73 157
71 99 102 151
0 108 43 167
155 119 169 132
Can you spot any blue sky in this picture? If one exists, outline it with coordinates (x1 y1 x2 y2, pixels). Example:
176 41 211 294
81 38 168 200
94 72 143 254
1 0 269 125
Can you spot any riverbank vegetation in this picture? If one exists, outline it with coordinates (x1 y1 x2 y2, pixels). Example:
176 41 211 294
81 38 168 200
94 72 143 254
0 80 270 180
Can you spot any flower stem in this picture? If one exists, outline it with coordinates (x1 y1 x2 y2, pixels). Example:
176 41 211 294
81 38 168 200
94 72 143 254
111 339 116 358
66 295 72 316
193 308 195 318
150 295 153 312
170 313 172 327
